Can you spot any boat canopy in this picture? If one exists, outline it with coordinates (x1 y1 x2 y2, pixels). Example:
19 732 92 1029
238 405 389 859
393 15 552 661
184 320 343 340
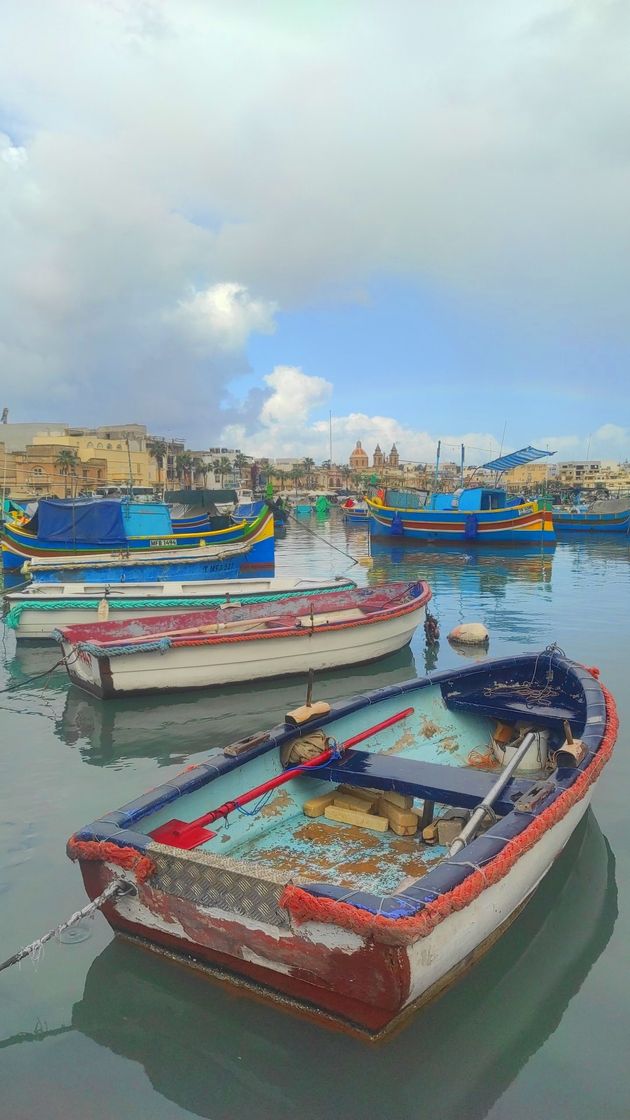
35 498 174 544
481 445 555 473
37 499 128 544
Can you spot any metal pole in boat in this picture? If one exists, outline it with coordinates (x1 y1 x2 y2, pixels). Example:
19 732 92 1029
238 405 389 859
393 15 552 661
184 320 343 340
448 732 537 857
433 441 441 489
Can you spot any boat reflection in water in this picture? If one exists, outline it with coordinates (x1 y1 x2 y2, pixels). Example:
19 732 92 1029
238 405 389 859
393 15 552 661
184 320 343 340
70 811 615 1120
55 645 418 768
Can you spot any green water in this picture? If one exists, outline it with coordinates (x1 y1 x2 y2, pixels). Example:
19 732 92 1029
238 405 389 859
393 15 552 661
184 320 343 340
1 513 628 1119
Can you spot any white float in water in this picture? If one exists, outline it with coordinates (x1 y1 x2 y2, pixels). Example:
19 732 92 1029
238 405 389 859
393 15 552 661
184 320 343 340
448 622 489 646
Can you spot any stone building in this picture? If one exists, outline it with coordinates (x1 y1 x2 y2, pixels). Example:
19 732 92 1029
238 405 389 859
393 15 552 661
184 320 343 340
373 444 385 468
349 440 369 471
371 442 399 470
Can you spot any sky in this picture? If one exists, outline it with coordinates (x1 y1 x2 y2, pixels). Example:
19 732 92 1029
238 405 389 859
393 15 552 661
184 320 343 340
1 0 629 465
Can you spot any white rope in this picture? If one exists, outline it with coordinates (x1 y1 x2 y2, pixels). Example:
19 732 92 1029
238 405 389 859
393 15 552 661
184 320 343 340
0 881 134 974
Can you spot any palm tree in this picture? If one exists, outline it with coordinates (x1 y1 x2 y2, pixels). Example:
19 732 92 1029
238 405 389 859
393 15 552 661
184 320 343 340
172 450 192 486
233 452 249 484
147 438 168 487
55 448 79 498
290 464 303 493
212 456 233 487
302 457 316 488
191 457 207 488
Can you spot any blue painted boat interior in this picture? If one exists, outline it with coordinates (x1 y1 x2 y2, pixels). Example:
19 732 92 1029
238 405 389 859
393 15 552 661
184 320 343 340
77 653 606 914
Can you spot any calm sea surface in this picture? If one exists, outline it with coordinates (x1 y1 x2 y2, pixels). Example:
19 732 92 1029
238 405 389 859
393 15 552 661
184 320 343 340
1 510 628 1120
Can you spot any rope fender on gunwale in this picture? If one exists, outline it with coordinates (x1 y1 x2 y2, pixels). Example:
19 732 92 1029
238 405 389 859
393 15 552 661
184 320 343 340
279 671 618 946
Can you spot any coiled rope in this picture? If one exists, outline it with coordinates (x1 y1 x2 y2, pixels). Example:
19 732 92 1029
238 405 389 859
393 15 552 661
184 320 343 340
0 880 134 974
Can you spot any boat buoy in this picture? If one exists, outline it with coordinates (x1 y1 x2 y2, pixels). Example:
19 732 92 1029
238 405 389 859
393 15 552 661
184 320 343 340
358 556 373 567
448 622 489 646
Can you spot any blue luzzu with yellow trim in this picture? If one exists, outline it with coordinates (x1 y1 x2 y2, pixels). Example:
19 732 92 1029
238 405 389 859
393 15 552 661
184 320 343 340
1 498 275 578
367 487 555 545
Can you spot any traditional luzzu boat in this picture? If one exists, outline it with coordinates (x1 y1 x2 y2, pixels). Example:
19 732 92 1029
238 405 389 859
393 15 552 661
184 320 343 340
17 508 275 584
55 581 431 698
368 446 557 545
67 649 616 1036
4 575 357 640
0 497 271 572
553 498 630 533
368 488 555 544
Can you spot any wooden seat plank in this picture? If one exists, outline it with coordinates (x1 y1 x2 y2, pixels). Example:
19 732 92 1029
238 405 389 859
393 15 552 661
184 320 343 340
319 749 535 815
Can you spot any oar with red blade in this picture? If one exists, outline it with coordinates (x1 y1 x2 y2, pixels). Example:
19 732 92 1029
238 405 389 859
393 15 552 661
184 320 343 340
149 707 414 849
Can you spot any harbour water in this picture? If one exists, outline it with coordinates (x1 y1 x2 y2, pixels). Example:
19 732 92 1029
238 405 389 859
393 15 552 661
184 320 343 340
1 511 629 1119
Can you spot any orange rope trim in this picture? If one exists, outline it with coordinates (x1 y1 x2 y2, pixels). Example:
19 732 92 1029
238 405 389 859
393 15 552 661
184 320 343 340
280 672 618 946
67 835 156 883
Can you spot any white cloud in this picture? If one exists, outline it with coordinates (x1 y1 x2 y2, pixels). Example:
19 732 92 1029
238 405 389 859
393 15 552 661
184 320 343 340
260 366 332 428
1 2 629 432
536 427 630 460
220 368 499 464
167 283 276 354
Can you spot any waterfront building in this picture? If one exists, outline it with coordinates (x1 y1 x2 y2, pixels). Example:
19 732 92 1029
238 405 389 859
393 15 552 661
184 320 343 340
31 424 156 488
349 441 369 471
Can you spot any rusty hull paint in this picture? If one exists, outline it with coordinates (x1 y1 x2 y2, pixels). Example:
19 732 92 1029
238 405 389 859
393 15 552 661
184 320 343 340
80 860 412 1033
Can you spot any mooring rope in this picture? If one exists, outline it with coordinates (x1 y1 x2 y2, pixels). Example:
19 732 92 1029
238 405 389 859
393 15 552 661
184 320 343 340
0 657 68 695
0 880 134 974
286 509 361 566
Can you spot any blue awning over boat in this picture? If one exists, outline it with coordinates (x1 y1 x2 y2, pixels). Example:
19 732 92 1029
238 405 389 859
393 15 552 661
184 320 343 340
37 499 127 544
481 446 556 473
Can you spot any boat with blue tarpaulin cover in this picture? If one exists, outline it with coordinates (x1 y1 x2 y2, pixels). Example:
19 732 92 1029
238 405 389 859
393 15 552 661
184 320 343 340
1 497 272 571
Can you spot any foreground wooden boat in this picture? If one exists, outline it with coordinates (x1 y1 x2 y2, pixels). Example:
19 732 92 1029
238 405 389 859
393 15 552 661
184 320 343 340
67 650 616 1036
21 508 274 584
4 575 357 640
56 581 431 698
70 811 616 1108
368 487 555 545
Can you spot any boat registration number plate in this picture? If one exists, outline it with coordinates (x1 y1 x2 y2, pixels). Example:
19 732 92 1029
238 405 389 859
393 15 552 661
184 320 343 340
150 538 178 548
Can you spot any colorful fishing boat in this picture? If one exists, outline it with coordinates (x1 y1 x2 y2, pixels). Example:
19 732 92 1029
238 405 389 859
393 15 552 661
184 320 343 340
67 649 616 1036
553 499 630 533
341 499 370 524
20 509 274 584
1 497 269 572
5 575 357 640
55 581 431 698
71 808 615 1112
368 489 555 544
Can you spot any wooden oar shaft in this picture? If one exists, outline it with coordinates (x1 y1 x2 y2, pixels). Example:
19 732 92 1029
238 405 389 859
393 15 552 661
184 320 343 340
183 707 414 833
94 614 284 648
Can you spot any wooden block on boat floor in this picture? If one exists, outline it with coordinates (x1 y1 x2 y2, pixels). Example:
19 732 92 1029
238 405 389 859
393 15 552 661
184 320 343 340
379 790 414 811
390 822 418 837
303 791 337 818
324 805 389 833
377 799 418 832
332 793 376 813
436 818 466 845
337 785 381 804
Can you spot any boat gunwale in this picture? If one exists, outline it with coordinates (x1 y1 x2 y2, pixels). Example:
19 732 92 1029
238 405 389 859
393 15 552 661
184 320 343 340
69 653 612 932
